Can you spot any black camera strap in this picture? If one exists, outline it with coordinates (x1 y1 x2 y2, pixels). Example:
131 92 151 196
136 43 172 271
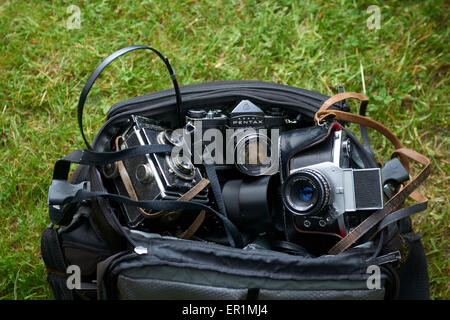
77 45 183 150
48 145 244 248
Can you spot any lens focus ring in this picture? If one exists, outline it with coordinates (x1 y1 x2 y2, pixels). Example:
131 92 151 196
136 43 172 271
282 168 331 216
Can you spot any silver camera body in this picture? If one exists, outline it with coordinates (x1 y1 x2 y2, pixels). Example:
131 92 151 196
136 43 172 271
283 130 384 237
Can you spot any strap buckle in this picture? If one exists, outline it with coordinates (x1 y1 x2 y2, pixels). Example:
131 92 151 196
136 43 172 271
47 179 90 206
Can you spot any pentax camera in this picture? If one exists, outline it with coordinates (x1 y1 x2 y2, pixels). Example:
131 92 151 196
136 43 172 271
184 99 285 176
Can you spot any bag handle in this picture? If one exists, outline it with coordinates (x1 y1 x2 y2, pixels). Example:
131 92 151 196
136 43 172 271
77 45 183 150
313 93 431 255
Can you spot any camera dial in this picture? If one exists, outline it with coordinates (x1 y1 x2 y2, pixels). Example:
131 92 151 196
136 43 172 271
157 129 183 146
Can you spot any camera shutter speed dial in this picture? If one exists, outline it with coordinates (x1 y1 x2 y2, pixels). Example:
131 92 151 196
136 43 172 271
186 109 207 119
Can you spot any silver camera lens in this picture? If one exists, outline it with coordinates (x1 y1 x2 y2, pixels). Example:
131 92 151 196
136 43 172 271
282 169 331 216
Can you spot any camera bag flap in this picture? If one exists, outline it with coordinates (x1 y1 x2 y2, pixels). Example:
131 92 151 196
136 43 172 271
41 46 431 300
98 230 391 300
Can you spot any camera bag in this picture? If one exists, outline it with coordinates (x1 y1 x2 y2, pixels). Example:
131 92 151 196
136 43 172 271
41 46 431 300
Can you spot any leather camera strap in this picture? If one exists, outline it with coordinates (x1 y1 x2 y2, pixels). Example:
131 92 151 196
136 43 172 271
174 178 209 240
313 92 430 255
113 136 161 218
314 93 409 171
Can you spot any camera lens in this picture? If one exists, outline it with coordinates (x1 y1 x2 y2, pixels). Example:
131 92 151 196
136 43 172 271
282 169 331 216
222 175 280 233
299 185 313 202
288 179 318 212
234 132 274 176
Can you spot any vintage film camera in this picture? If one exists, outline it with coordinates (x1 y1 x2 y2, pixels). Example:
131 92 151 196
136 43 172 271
185 99 285 176
281 128 384 242
221 122 385 253
103 115 208 228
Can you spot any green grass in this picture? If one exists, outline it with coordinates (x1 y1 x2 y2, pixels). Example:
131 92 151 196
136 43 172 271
0 0 448 299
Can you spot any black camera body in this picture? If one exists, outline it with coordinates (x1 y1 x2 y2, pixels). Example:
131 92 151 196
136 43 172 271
185 99 285 132
105 115 208 228
185 100 285 176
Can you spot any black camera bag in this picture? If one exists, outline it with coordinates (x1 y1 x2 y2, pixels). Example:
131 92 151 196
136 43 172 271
41 46 431 300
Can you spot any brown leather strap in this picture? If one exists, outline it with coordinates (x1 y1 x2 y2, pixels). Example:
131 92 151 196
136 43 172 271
164 178 209 239
314 93 431 255
177 178 210 201
114 136 163 218
314 92 369 124
319 110 425 203
328 147 430 255
138 177 210 218
314 92 410 171
174 178 210 240
179 210 206 239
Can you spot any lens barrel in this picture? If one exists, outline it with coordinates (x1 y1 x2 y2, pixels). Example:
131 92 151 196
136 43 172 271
222 175 279 232
282 169 331 216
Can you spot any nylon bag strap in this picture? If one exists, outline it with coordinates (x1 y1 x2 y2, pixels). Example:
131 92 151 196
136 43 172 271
369 201 428 241
48 145 244 248
61 188 243 247
313 93 431 255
